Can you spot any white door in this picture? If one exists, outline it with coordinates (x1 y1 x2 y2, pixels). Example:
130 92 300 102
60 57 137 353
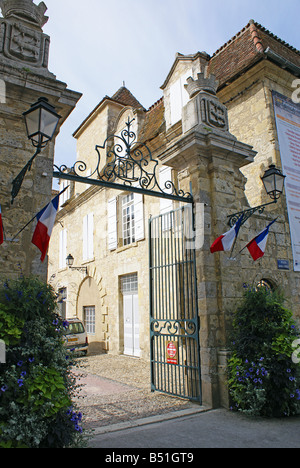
123 292 140 357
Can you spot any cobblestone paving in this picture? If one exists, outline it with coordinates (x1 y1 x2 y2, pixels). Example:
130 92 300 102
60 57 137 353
73 354 195 430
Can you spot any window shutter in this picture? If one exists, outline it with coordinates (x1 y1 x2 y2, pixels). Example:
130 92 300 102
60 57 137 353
88 212 94 259
83 215 88 261
170 79 182 126
59 229 67 269
83 213 94 260
108 197 118 250
134 193 144 241
169 69 192 126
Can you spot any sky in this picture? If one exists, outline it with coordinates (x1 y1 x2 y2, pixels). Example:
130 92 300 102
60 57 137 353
42 0 300 177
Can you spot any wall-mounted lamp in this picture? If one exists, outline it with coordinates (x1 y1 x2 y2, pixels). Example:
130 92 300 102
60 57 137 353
11 97 61 204
66 254 87 274
228 164 286 227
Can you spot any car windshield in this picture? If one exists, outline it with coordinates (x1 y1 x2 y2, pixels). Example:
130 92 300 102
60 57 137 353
65 322 85 335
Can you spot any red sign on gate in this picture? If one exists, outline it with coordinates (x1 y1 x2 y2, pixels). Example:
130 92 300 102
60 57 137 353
166 341 178 364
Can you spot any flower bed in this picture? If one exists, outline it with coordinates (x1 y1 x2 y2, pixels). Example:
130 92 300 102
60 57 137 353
228 286 300 417
0 276 85 448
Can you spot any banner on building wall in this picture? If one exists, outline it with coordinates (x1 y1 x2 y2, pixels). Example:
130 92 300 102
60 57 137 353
272 90 300 272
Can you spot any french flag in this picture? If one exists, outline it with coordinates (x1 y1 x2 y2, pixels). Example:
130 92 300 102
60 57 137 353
210 215 243 253
0 205 3 245
246 219 277 261
32 194 60 262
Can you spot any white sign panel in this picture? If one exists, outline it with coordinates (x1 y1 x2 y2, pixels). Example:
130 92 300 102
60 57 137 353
272 91 300 271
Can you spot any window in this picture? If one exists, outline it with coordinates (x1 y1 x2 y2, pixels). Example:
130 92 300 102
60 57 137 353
107 194 144 250
59 229 67 269
120 273 138 294
122 193 135 246
84 306 95 335
83 213 94 261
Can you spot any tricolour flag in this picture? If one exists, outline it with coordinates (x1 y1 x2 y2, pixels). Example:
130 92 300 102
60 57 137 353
246 219 277 261
32 194 60 262
0 205 3 245
210 215 243 253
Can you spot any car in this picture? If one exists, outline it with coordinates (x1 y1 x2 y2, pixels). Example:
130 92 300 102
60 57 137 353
64 318 89 355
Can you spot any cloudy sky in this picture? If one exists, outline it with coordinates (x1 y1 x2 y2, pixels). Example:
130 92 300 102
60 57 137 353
42 0 300 174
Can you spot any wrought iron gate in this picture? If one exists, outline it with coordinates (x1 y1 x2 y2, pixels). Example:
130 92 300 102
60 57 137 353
149 206 202 402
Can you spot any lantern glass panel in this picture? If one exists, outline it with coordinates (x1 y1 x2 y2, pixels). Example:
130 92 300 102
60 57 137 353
40 107 60 141
24 107 41 142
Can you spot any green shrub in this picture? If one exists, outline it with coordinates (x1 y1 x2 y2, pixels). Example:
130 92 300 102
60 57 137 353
0 276 85 448
228 286 300 417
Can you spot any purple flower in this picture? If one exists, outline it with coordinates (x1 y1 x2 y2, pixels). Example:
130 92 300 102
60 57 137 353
20 371 26 378
1 385 8 392
28 357 35 363
17 379 24 387
17 361 23 367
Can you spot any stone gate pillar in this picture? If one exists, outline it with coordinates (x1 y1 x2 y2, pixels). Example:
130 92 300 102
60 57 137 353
0 0 81 280
160 73 256 407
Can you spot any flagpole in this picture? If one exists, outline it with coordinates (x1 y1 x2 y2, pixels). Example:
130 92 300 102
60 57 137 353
229 214 244 259
233 217 278 260
10 186 69 243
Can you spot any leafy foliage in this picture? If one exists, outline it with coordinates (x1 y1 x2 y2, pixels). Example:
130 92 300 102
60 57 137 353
228 286 300 417
0 276 86 448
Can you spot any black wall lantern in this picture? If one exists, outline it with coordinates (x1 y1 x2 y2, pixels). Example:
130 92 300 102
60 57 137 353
66 254 87 274
11 97 61 204
228 163 286 227
261 164 286 201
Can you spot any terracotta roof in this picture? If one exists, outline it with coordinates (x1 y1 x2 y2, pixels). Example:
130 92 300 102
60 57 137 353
73 87 145 137
208 20 300 88
111 86 145 110
138 97 165 144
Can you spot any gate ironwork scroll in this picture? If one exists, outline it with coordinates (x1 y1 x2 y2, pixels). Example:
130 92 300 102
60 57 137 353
149 207 202 402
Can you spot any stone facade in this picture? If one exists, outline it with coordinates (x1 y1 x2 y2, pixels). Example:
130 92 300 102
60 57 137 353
0 0 81 280
48 20 300 408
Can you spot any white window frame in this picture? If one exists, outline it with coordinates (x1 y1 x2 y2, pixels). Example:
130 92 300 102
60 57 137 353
122 193 135 246
84 306 95 335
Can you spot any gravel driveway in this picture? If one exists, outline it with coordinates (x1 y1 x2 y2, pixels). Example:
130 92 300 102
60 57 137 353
73 354 197 430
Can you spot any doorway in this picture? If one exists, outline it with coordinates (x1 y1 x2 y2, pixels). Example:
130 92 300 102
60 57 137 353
121 273 140 357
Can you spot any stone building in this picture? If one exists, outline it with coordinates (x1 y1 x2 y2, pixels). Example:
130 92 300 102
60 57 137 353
48 20 300 407
0 0 81 280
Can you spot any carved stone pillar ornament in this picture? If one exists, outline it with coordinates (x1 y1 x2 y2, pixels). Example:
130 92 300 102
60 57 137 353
0 0 52 76
182 72 230 134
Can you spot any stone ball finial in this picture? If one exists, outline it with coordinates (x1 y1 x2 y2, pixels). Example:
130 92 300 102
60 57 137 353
0 0 48 27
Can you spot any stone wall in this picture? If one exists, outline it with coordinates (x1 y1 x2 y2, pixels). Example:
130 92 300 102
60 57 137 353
0 0 81 281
